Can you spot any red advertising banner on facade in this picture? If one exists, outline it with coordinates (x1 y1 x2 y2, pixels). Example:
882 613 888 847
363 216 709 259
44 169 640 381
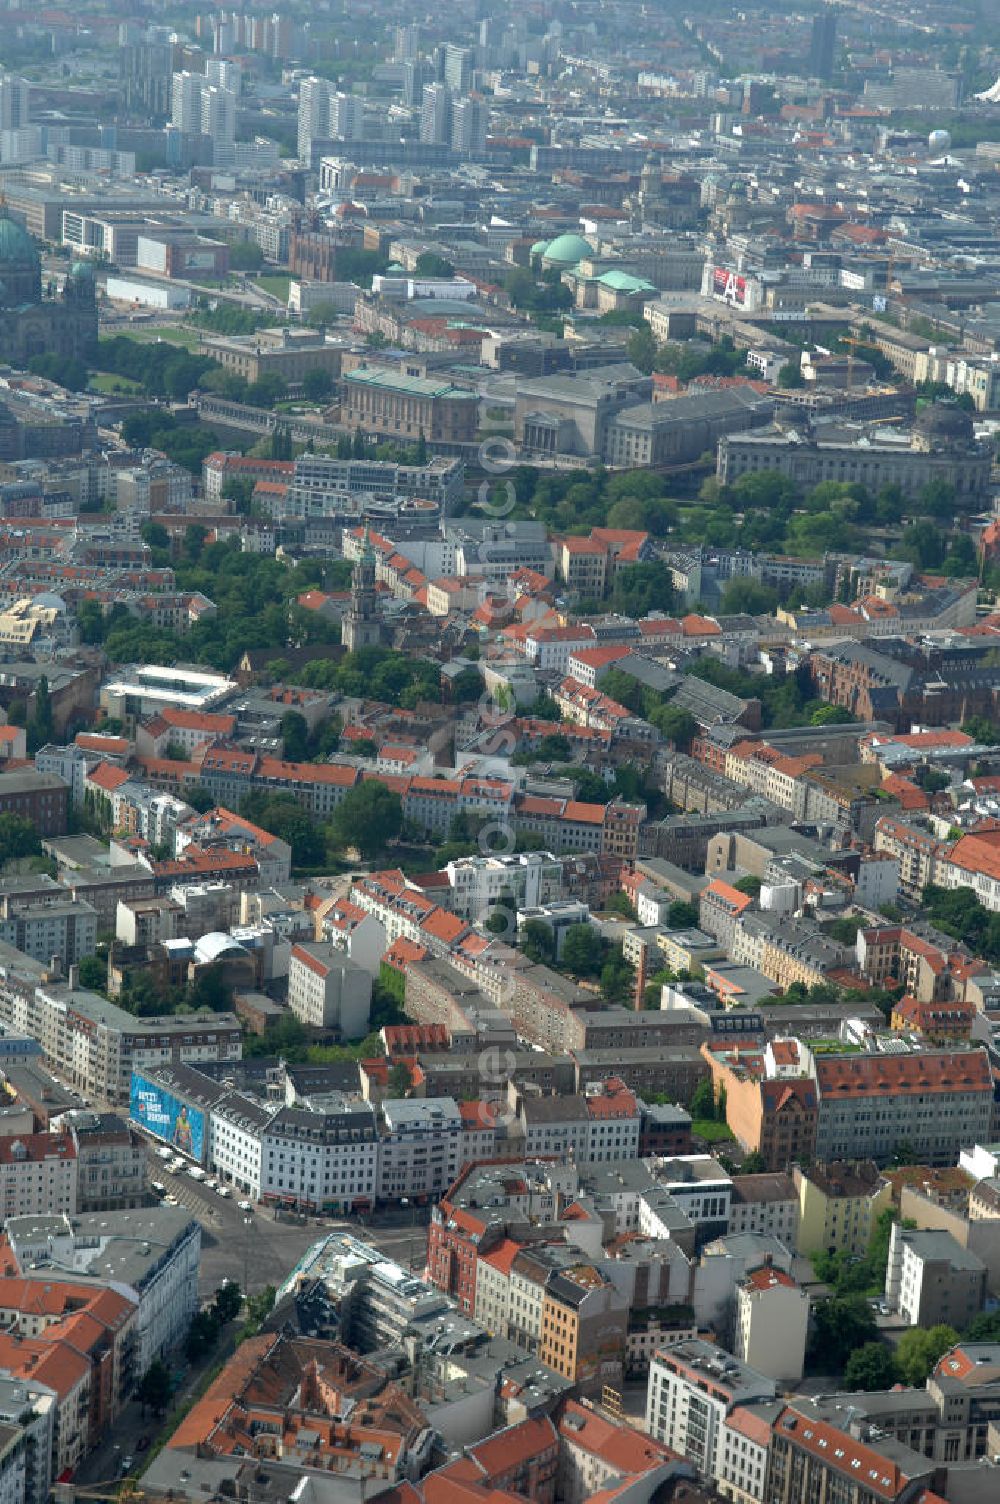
712 266 747 305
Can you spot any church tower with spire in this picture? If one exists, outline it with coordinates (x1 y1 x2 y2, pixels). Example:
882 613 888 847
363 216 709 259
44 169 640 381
343 523 385 651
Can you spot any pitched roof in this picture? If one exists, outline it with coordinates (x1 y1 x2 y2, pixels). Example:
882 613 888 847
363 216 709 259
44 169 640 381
814 1048 991 1099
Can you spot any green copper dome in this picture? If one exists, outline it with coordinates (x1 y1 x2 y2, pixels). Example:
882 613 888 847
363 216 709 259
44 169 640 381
0 210 39 269
542 233 594 265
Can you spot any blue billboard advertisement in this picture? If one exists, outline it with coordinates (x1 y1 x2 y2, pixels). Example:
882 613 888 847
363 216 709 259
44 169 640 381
130 1074 205 1162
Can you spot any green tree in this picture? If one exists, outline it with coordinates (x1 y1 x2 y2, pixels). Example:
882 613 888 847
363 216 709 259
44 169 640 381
281 710 309 761
963 1312 1000 1342
228 240 264 270
943 533 977 577
388 1062 411 1098
27 675 54 753
76 599 107 644
244 1286 276 1328
608 561 674 616
213 1281 244 1323
809 1297 878 1371
689 1078 717 1121
302 368 333 402
962 716 1000 747
648 704 698 751
843 1342 899 1392
186 785 216 813
720 577 779 616
811 703 855 726
777 360 805 388
184 1309 220 1362
896 1325 959 1386
560 923 605 977
414 252 455 278
328 781 403 859
0 814 40 865
668 901 699 928
599 946 634 1005
77 954 106 991
137 1358 173 1416
606 891 638 921
520 918 555 964
897 520 946 570
626 324 657 375
28 352 89 390
241 792 325 867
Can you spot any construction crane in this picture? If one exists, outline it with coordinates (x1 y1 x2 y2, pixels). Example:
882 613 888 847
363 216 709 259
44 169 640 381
54 1477 144 1504
843 332 882 392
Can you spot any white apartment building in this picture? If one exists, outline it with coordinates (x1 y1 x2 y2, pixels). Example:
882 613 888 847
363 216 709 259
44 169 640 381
474 1240 517 1337
297 75 333 159
523 626 597 674
378 1098 462 1202
507 1255 547 1352
884 1224 987 1330
320 900 387 977
261 1102 379 1214
0 1377 54 1504
201 83 236 143
717 1402 778 1504
733 1267 809 1383
445 851 563 921
329 90 363 139
0 1134 77 1221
0 898 97 970
584 1087 641 1163
210 1091 271 1196
170 71 204 133
0 984 242 1104
34 745 86 807
515 1095 590 1162
287 943 371 1035
645 1339 776 1479
5 1209 201 1374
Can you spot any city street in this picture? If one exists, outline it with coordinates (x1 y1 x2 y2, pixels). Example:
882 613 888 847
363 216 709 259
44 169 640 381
147 1144 431 1295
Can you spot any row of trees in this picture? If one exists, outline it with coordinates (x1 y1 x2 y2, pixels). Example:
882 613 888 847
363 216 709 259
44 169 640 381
95 336 217 401
920 883 1000 966
94 539 340 672
501 915 636 1005
119 411 222 475
241 780 406 868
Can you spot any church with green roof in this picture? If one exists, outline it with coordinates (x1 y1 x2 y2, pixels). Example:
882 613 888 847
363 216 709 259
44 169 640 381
0 206 97 367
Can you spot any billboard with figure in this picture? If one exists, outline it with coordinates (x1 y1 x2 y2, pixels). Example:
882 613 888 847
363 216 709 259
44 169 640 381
130 1074 206 1162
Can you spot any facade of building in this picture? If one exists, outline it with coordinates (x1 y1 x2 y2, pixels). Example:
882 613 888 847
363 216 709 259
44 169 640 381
885 1224 988 1329
0 211 97 366
646 1339 777 1477
287 943 372 1035
340 368 478 446
734 1266 808 1384
378 1098 462 1202
793 1160 892 1258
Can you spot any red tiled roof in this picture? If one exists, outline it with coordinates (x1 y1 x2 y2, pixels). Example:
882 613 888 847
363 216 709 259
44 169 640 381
743 1265 796 1293
87 762 130 792
814 1049 991 1098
